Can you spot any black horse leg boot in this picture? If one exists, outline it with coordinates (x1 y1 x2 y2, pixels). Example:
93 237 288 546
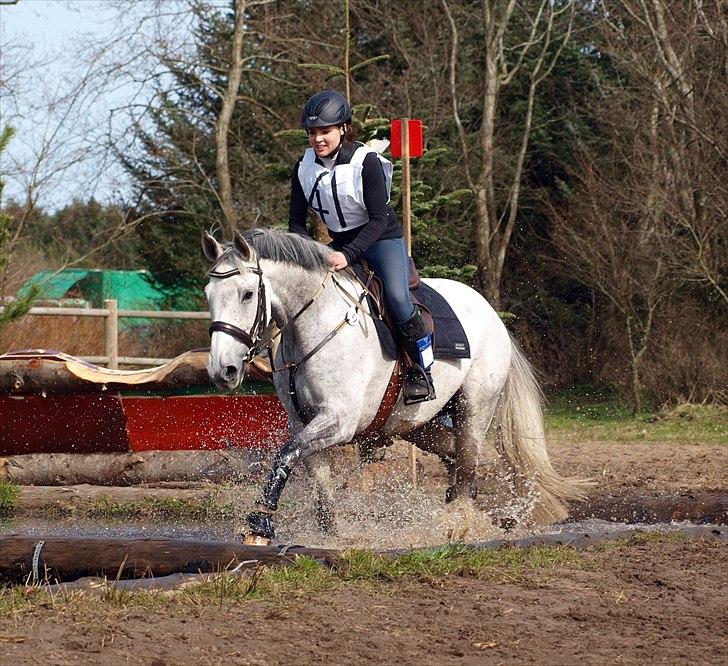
397 307 436 404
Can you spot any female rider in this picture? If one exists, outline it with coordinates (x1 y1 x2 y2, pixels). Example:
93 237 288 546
288 89 435 404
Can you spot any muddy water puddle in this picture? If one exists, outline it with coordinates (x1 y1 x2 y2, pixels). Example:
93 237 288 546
4 516 722 546
4 481 725 550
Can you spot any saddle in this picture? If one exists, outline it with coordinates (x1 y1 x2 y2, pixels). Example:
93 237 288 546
352 260 470 363
358 257 432 370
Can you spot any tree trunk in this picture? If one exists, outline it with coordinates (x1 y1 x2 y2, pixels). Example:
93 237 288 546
630 358 643 415
215 0 247 237
568 491 728 525
0 450 269 487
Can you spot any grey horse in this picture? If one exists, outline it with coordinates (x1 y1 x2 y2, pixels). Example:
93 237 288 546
202 228 587 544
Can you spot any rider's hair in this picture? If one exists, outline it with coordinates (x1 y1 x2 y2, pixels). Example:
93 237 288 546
342 123 357 143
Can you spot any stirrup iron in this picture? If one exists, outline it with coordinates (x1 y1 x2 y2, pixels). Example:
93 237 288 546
403 364 436 404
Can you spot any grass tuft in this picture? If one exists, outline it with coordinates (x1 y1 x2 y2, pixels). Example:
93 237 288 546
0 544 581 617
339 543 580 582
0 480 18 515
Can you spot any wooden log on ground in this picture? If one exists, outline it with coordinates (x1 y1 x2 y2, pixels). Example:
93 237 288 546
0 349 273 396
0 450 271 486
567 492 728 525
13 484 213 517
0 535 338 584
44 571 235 593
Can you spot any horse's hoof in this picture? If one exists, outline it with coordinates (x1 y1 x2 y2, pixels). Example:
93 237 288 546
243 533 271 546
247 510 275 540
445 484 478 504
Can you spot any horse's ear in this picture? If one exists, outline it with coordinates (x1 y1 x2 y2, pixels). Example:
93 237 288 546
232 231 253 261
201 231 224 262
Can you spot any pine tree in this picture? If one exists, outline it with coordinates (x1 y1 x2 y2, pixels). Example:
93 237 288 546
120 2 299 301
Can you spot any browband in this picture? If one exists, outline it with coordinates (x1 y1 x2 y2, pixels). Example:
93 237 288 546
208 261 263 279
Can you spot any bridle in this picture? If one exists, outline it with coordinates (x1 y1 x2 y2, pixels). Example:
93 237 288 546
208 256 268 362
207 255 348 363
208 254 379 422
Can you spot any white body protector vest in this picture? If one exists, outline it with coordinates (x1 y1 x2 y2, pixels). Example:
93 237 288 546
297 144 394 233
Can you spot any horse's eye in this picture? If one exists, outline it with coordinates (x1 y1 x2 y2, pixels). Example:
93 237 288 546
242 290 254 302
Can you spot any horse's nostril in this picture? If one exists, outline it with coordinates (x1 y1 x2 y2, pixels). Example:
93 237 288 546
223 365 238 381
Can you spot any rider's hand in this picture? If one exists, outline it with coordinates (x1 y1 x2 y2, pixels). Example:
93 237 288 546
329 251 349 271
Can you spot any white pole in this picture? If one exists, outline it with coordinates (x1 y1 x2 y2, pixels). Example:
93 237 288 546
400 118 418 490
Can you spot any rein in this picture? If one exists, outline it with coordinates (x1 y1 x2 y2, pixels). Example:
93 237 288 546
272 269 374 424
208 259 374 409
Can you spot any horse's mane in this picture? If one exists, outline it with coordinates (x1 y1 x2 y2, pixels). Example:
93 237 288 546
217 228 332 272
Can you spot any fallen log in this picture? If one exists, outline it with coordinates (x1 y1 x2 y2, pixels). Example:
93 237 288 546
0 450 270 486
0 534 338 584
567 492 728 525
44 570 236 593
12 524 726 590
13 484 216 518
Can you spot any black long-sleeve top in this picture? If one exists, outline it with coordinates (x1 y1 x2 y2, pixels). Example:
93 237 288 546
288 142 402 264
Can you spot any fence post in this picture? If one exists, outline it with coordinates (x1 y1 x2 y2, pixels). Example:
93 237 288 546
104 299 119 369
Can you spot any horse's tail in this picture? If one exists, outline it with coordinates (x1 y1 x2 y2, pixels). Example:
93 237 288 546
492 336 591 524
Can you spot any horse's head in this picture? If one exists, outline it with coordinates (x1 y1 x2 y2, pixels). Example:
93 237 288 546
202 230 268 390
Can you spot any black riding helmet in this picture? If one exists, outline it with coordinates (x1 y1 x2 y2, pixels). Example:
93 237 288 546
301 90 352 129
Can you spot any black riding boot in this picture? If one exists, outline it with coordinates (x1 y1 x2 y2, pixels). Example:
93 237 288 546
397 308 436 404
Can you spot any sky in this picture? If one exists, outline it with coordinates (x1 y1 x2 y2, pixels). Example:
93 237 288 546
1 0 129 209
1 0 231 212
2 0 236 212
1 0 100 50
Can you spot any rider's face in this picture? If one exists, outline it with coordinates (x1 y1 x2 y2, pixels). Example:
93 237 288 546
307 125 343 158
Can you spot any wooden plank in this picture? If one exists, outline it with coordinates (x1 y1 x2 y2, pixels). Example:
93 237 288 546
123 395 287 452
116 310 209 319
1 306 209 319
0 393 288 456
104 299 119 369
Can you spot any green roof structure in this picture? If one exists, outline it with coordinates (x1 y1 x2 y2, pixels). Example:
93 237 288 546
19 269 198 329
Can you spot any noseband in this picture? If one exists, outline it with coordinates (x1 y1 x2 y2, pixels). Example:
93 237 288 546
208 257 267 361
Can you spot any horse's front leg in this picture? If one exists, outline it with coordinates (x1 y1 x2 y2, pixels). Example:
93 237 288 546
246 410 351 544
304 451 336 534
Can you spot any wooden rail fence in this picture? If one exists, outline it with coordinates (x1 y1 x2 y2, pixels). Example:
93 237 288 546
2 299 209 369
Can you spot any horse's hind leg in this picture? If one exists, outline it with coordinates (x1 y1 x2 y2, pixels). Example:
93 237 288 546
450 386 501 503
303 450 336 535
405 418 457 493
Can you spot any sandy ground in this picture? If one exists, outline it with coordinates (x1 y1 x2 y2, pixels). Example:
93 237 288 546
1 438 726 665
548 439 727 494
0 536 725 665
